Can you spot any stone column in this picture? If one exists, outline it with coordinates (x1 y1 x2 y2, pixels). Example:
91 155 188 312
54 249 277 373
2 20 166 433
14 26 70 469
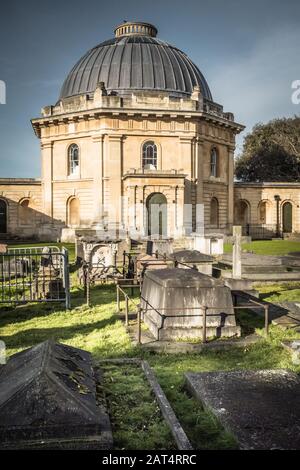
195 137 204 233
227 145 235 231
176 184 185 239
107 135 123 228
134 184 145 238
41 141 53 218
128 184 137 235
232 225 242 279
92 135 104 228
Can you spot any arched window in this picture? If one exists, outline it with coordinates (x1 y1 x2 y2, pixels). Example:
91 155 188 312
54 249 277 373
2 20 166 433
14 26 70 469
0 199 7 234
68 197 80 227
210 197 219 227
235 199 250 226
210 147 218 177
142 141 157 169
19 199 31 225
68 144 79 176
258 201 267 224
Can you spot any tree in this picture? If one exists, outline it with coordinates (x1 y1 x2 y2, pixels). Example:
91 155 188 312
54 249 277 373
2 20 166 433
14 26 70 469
235 117 300 182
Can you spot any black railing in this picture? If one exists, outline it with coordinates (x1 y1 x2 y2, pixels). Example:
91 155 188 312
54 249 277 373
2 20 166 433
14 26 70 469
242 224 278 240
115 285 270 344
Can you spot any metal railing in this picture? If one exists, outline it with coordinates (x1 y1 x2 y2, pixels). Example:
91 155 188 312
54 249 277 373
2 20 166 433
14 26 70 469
116 283 140 327
115 285 270 344
7 246 61 255
226 224 279 240
0 246 70 309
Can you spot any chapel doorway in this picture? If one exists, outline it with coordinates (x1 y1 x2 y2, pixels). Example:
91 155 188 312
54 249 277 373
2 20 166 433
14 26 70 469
0 200 7 234
146 193 167 238
282 202 292 233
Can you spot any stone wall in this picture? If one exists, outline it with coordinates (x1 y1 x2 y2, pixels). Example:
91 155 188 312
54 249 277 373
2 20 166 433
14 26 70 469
234 182 300 234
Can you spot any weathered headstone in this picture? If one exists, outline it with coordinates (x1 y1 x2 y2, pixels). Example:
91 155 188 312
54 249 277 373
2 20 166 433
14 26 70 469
232 225 242 279
136 253 171 276
0 340 112 449
170 250 214 276
185 369 300 449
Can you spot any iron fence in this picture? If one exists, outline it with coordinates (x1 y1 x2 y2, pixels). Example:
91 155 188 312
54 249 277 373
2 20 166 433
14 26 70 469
0 246 70 309
115 285 270 344
242 224 278 240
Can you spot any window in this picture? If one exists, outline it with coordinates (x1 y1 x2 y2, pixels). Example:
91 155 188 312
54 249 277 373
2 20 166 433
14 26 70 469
142 141 157 169
68 144 79 176
210 147 218 177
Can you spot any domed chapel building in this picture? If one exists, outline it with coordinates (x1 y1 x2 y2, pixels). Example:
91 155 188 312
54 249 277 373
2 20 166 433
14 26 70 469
1 21 300 242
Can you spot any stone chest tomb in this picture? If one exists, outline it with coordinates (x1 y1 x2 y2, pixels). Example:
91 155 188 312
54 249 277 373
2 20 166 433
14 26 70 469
0 340 112 449
141 268 241 340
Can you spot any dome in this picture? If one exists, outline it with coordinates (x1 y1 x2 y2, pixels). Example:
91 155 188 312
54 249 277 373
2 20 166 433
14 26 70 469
59 21 212 101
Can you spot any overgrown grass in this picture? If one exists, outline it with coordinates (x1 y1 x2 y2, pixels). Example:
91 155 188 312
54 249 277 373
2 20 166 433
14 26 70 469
224 240 300 256
102 363 176 450
1 282 300 449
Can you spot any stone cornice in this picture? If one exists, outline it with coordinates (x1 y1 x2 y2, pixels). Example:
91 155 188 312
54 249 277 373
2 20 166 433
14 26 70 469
0 178 41 185
31 107 244 137
122 171 186 181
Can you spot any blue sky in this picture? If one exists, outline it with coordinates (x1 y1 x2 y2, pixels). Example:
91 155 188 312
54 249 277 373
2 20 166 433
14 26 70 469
0 0 299 177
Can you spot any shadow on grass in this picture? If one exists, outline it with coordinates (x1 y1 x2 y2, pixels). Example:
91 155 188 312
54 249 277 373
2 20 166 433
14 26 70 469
235 309 265 336
0 284 117 328
1 315 118 351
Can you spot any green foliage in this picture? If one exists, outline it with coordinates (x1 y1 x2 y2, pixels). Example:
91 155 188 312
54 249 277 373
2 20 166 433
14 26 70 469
235 117 300 182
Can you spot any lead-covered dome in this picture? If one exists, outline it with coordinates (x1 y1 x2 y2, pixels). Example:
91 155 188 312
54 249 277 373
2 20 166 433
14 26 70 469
59 21 212 101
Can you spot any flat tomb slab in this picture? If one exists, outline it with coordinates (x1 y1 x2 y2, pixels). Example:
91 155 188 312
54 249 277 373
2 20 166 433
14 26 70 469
0 340 112 449
185 369 300 450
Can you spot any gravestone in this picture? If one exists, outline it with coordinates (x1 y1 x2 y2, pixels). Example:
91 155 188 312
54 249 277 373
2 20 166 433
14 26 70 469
232 226 242 279
0 340 112 449
170 250 214 276
147 238 173 256
0 244 7 254
141 268 241 340
185 369 300 449
136 253 171 277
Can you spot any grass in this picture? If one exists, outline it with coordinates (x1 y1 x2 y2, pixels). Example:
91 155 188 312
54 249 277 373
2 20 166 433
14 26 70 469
102 363 176 450
1 280 300 449
224 240 300 256
256 281 300 303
